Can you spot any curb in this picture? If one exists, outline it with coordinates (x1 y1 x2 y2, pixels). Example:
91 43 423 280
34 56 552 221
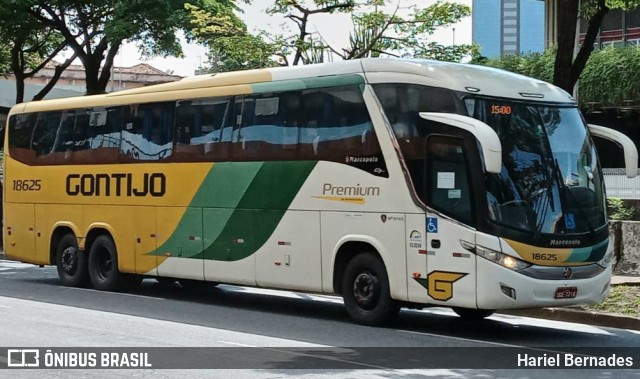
499 308 640 331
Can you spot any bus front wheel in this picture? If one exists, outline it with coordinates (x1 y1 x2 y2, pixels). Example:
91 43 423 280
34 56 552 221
56 233 89 287
88 235 124 291
342 253 399 326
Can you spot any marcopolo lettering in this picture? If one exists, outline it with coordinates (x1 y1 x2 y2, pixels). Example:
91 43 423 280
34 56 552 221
66 173 166 197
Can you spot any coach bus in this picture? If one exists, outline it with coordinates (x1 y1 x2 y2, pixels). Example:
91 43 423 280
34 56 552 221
3 58 637 325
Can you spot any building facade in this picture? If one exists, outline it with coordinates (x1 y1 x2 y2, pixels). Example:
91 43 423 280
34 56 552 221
472 0 545 58
25 62 183 93
578 7 640 48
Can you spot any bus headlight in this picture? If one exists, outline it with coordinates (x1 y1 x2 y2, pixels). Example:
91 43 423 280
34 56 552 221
476 245 531 271
596 252 612 268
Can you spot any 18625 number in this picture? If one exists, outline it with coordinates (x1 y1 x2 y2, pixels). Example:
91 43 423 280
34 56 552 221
13 179 42 191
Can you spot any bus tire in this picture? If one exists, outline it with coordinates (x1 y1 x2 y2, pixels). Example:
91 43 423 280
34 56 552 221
88 235 124 291
452 307 495 320
342 253 399 326
55 233 89 287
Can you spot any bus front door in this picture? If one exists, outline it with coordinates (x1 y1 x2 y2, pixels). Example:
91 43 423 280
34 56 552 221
422 135 478 309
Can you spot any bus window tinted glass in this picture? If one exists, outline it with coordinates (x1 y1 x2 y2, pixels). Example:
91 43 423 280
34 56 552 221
8 113 37 164
175 97 232 161
373 83 463 199
31 111 65 163
121 102 174 161
72 107 123 164
233 94 298 161
300 86 386 176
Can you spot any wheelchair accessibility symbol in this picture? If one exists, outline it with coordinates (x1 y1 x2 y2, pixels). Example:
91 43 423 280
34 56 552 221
565 213 576 230
426 217 438 233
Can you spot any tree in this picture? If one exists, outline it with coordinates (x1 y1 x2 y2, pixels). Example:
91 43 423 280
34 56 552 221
337 1 474 61
553 0 640 93
27 0 244 95
186 2 269 72
0 46 10 77
194 0 475 72
0 1 77 103
203 33 282 73
270 0 475 64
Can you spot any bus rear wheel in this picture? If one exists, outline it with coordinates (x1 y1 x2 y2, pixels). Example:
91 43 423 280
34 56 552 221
88 235 124 291
342 253 399 326
56 233 89 287
452 307 495 320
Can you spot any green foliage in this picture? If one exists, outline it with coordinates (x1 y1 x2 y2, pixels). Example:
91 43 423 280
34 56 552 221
0 46 10 77
579 46 640 107
204 33 282 72
343 0 473 61
582 0 640 18
477 46 640 107
194 0 475 72
474 48 556 83
608 197 635 221
20 0 244 94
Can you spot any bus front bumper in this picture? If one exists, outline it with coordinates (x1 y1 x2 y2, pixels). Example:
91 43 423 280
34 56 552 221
476 257 611 310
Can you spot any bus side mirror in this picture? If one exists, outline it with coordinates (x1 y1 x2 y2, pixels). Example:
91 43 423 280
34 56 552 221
419 112 502 174
588 124 638 178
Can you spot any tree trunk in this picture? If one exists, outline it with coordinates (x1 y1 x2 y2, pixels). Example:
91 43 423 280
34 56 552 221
84 58 105 95
32 54 78 101
571 1 609 89
553 0 609 94
553 0 579 93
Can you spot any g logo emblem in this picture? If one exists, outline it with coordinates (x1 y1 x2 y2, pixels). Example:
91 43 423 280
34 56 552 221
424 271 467 301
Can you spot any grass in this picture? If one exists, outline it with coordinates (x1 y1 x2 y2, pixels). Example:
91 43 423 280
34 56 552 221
580 285 640 318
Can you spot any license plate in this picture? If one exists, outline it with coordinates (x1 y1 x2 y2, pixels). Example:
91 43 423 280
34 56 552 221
554 287 578 299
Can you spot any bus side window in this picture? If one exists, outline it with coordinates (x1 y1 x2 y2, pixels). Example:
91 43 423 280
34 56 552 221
300 86 385 176
32 111 62 163
232 93 297 162
8 113 38 164
174 97 231 162
71 107 122 164
121 102 174 161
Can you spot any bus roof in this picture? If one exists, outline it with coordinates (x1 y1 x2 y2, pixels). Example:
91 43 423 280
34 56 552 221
12 58 573 115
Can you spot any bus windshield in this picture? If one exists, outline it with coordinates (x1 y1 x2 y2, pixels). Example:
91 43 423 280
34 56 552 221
465 97 607 235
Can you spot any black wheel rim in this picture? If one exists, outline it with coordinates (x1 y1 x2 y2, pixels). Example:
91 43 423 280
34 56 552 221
352 271 380 310
60 246 77 275
95 246 113 280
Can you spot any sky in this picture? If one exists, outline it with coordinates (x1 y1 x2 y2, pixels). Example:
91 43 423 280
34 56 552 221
117 0 473 77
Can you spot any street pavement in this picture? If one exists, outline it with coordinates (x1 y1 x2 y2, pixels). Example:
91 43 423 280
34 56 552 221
1 251 638 331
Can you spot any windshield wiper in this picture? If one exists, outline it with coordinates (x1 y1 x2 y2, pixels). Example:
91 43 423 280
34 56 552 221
531 158 555 239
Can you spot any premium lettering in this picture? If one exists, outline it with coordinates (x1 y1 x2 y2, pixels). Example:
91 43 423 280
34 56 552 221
322 183 380 197
66 173 165 197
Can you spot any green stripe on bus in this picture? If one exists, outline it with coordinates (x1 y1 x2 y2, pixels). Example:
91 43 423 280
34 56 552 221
152 162 263 258
565 239 608 263
153 161 317 261
197 160 317 261
251 74 365 93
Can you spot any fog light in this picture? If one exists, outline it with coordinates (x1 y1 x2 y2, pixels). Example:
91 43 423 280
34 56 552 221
500 284 516 300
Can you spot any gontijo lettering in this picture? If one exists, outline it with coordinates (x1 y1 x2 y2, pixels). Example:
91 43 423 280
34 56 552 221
66 173 166 197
